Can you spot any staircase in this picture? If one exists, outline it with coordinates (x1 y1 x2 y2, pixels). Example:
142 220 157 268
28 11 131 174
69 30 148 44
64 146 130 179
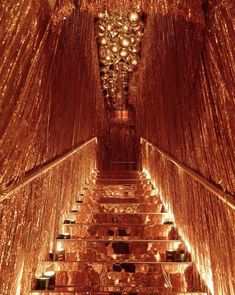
31 170 208 294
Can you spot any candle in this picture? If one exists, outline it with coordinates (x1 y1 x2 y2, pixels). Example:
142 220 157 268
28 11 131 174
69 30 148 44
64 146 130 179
112 254 117 259
57 233 71 239
76 200 83 203
43 271 56 290
70 205 78 212
177 250 188 262
154 252 161 262
63 233 71 239
64 219 76 224
56 249 65 261
48 252 57 261
56 242 65 261
35 277 49 290
163 219 174 225
166 249 176 262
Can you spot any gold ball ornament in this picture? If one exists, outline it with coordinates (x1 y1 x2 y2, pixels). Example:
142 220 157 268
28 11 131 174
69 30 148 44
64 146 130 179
119 36 131 48
98 24 106 32
105 54 113 62
106 24 112 31
98 32 105 37
111 44 119 53
99 37 108 46
97 12 105 19
128 12 140 23
119 48 129 58
130 58 138 66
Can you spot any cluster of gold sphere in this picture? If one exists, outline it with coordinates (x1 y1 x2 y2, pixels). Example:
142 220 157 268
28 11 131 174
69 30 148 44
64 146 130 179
96 8 144 110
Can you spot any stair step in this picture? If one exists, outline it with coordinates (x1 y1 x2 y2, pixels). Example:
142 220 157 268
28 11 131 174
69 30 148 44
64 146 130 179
55 239 182 257
46 255 186 263
95 180 148 185
31 291 208 294
90 185 153 191
61 224 174 239
31 171 207 295
42 261 191 267
97 170 141 175
71 203 163 214
38 261 194 287
73 202 160 205
70 213 171 224
82 196 159 204
32 262 206 294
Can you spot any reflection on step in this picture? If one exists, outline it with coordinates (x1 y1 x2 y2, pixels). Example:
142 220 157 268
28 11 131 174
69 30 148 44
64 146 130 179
32 171 208 294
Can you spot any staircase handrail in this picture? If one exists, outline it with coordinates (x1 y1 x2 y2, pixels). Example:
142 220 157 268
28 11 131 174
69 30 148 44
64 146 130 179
140 137 235 210
0 137 98 202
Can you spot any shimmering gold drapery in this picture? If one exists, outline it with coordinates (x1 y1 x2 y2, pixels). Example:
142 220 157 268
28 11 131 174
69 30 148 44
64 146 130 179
0 1 99 294
141 140 235 295
0 140 97 294
138 0 235 294
0 0 234 294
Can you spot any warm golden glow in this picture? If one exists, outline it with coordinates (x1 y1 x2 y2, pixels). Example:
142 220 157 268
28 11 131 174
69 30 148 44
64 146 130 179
0 0 234 294
96 6 144 110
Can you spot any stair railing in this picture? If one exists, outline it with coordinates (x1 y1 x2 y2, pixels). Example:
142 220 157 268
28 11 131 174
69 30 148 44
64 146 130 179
140 137 235 210
0 137 98 202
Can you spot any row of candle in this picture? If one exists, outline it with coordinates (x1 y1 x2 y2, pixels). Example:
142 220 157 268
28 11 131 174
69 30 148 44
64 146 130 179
35 271 56 290
35 187 87 290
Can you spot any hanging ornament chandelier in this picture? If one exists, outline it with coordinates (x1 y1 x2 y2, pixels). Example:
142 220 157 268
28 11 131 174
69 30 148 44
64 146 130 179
96 6 144 111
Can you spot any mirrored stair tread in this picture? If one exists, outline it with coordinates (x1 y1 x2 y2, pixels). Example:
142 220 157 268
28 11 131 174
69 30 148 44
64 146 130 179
82 197 160 203
69 212 169 215
74 202 160 205
61 223 174 239
56 239 181 242
31 291 208 294
31 171 207 295
70 213 170 225
95 179 146 182
89 187 153 191
62 223 172 226
70 203 162 213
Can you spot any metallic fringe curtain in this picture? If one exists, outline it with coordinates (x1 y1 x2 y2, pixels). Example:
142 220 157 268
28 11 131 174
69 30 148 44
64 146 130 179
0 140 97 294
138 0 235 294
141 141 235 294
0 1 100 294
